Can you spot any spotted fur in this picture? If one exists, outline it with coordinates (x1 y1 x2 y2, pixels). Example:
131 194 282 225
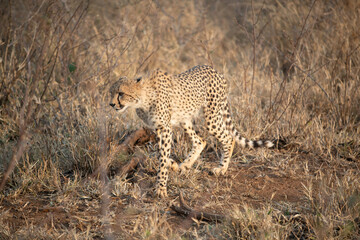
110 65 275 198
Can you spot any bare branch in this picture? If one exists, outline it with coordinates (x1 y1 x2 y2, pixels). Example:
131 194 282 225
0 132 28 191
170 192 227 223
89 127 154 179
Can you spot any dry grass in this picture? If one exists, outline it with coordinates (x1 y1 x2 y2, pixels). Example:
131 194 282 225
0 0 359 239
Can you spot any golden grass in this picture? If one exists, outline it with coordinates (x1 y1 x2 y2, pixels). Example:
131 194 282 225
0 0 359 239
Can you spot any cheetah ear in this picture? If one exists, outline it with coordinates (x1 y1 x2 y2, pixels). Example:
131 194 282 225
149 69 164 81
150 69 160 78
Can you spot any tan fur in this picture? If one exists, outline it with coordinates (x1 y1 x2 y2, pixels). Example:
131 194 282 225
110 65 275 198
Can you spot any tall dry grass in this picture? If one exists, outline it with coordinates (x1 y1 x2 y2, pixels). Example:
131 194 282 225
0 0 359 239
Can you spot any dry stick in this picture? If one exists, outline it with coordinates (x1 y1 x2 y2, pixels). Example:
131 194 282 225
250 0 256 96
268 0 317 122
35 1 87 112
170 192 227 223
136 47 159 74
200 10 214 67
282 0 318 129
293 0 317 54
98 102 114 240
0 2 88 191
0 44 35 191
244 0 335 136
90 127 153 179
0 85 34 192
0 132 28 191
74 13 142 93
118 127 154 153
119 157 142 177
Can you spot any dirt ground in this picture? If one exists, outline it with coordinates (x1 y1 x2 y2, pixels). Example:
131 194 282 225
1 136 358 239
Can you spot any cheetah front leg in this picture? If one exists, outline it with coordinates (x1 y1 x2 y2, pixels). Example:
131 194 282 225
179 121 206 173
156 128 178 172
155 126 174 198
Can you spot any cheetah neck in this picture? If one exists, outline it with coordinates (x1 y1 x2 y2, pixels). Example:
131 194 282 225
133 84 156 126
135 108 151 126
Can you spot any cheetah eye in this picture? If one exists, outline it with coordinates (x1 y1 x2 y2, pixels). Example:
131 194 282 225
136 77 142 83
118 92 124 97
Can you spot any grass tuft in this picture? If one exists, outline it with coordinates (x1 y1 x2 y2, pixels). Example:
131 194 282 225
0 0 359 238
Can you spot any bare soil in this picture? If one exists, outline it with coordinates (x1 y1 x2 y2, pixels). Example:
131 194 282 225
2 140 357 238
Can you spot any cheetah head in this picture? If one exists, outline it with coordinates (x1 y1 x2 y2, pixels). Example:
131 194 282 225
109 76 144 113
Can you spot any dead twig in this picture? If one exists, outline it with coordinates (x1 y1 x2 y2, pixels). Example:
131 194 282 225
0 132 28 191
118 127 155 153
0 1 89 192
90 127 154 179
118 156 142 177
170 192 227 223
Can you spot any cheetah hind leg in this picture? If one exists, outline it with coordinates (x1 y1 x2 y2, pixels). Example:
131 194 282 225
212 138 235 175
206 111 236 176
179 121 206 173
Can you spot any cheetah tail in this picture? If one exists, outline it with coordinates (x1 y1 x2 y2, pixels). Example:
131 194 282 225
223 102 277 149
232 131 275 149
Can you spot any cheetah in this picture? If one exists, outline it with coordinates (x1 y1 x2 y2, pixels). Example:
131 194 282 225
110 65 276 198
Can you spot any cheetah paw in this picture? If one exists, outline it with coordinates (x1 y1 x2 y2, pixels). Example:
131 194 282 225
170 161 179 172
155 187 168 198
179 163 191 174
212 167 227 176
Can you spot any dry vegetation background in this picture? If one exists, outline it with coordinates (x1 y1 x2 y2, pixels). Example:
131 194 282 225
0 0 360 239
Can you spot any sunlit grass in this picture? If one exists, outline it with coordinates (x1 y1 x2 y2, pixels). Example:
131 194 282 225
0 0 359 239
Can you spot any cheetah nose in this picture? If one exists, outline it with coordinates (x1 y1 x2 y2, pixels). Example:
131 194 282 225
110 103 115 107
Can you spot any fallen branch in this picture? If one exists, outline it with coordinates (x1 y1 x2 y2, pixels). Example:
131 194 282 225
118 156 141 176
170 192 227 223
0 132 28 191
90 127 154 179
118 127 155 153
